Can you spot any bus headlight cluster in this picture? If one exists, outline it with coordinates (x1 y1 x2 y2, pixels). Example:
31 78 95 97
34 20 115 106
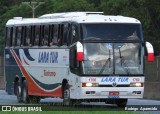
82 83 99 87
130 82 143 87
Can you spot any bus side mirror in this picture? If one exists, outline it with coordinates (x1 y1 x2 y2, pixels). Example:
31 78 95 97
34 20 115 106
76 42 84 61
145 42 154 62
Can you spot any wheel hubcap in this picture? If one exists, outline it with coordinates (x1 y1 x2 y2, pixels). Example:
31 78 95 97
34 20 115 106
17 86 21 95
64 89 69 99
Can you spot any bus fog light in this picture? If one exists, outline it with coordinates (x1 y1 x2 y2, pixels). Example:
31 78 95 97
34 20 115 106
86 83 92 87
130 82 143 87
82 83 99 87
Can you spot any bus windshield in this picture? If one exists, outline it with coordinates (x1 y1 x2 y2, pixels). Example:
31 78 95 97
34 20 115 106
81 24 143 41
83 43 143 75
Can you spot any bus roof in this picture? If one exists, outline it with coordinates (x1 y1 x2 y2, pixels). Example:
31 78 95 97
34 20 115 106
6 12 141 26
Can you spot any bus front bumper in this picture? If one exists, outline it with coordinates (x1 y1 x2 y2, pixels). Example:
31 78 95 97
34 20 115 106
70 87 144 99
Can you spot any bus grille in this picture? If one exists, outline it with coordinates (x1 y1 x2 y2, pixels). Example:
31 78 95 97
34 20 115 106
99 85 130 87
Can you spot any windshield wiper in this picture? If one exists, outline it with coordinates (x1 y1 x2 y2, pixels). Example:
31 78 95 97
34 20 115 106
119 47 130 75
99 50 111 74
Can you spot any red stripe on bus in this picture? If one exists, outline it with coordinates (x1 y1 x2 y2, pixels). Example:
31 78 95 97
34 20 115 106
10 49 62 97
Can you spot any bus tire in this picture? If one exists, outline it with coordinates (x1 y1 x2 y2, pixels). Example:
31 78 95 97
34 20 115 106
22 80 30 103
15 81 22 103
116 99 128 108
63 84 72 106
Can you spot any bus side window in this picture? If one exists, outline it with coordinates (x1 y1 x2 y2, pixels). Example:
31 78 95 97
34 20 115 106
26 26 31 46
71 24 79 44
5 27 11 47
67 25 72 46
16 26 22 47
49 24 57 47
40 25 44 46
41 25 49 46
10 27 13 47
49 25 53 46
20 26 24 47
58 24 63 46
34 25 40 46
62 24 69 46
12 27 16 47
30 26 34 46
22 26 27 46
53 24 58 46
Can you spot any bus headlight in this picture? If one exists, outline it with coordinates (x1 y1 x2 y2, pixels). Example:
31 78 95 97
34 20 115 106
130 82 143 87
82 83 99 87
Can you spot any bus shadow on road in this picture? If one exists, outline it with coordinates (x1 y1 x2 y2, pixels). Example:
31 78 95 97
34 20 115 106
39 101 123 111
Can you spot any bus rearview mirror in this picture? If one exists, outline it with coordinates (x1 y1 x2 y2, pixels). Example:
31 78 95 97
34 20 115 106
145 42 154 62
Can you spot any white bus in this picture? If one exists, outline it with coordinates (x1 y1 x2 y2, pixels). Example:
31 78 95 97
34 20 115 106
4 12 154 107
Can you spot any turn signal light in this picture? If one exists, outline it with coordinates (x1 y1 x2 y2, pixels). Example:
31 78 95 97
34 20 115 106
130 82 143 87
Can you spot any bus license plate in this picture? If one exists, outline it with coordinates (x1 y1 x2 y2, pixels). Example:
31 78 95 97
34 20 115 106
109 92 119 96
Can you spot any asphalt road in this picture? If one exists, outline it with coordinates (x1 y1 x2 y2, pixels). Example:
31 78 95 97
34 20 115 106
0 90 160 112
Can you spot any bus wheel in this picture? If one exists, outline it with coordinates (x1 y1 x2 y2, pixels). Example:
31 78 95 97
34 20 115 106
63 84 71 106
22 80 29 103
116 99 128 108
15 81 22 102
